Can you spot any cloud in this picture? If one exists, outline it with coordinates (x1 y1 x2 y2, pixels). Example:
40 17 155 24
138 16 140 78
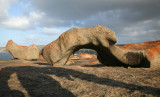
0 0 160 45
118 28 160 44
30 0 160 21
0 9 45 30
0 0 35 30
0 0 17 20
42 27 64 35
29 11 44 21
0 16 34 30
0 0 46 30
30 0 160 38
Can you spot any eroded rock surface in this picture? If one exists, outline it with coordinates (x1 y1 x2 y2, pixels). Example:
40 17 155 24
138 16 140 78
42 25 147 67
119 40 160 68
6 40 39 60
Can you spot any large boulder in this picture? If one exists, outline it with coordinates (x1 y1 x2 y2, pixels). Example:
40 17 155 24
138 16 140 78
119 40 160 68
42 25 147 67
119 40 160 50
6 40 39 60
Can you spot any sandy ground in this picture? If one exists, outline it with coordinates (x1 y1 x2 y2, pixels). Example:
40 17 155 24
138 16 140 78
0 59 160 97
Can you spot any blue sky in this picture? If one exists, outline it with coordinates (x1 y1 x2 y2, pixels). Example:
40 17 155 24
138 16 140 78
0 0 160 47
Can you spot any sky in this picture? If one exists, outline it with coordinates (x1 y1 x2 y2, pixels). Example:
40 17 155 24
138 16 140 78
0 0 160 47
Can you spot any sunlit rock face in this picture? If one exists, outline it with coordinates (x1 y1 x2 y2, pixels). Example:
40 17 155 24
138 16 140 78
42 25 147 67
119 40 160 68
6 40 39 60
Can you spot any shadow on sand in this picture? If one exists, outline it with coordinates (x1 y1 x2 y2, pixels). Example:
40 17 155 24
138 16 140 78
0 63 159 97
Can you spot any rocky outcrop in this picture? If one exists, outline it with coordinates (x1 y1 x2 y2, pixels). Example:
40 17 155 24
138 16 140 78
42 25 147 67
6 40 39 60
119 40 160 50
119 40 160 68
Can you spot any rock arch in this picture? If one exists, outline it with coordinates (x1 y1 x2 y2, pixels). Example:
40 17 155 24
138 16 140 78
6 40 39 60
42 25 148 66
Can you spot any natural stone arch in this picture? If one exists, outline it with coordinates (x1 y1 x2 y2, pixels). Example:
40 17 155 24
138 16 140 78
42 25 148 66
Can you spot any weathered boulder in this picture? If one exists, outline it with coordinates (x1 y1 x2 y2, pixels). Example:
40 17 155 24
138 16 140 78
42 25 147 67
119 40 160 68
6 40 39 60
119 40 160 50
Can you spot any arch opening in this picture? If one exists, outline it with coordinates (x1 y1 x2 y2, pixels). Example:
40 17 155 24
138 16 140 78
66 43 125 67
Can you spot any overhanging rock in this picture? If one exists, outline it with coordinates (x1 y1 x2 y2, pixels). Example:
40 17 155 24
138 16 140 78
42 25 148 67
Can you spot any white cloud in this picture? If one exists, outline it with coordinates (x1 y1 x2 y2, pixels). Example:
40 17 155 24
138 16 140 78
1 16 34 30
0 0 47 30
29 11 45 21
0 0 36 30
42 27 64 35
0 9 45 30
0 0 18 19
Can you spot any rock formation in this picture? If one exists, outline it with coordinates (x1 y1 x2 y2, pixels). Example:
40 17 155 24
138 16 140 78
119 40 160 68
42 25 147 67
119 40 160 50
6 40 39 60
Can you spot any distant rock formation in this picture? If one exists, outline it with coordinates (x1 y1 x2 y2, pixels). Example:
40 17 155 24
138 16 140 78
42 25 147 67
0 47 6 52
119 40 160 68
6 40 39 60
